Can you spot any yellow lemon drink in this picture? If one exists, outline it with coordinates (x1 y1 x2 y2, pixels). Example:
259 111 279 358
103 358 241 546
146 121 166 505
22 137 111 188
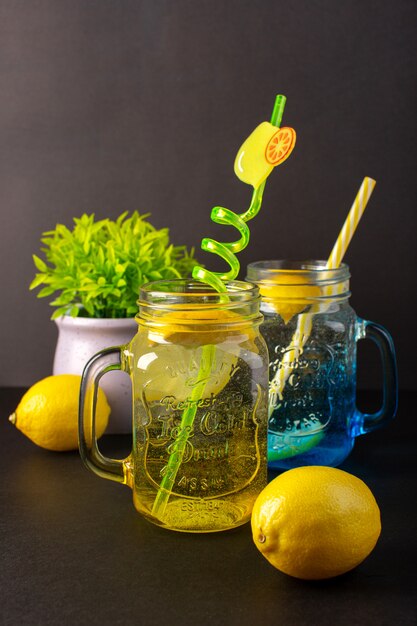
128 281 269 532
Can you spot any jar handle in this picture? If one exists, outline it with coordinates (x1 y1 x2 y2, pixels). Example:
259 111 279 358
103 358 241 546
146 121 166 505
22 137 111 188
355 319 398 435
79 346 131 484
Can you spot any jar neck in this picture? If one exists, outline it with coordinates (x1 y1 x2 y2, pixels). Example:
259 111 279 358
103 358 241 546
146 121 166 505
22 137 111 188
137 279 262 329
246 260 351 305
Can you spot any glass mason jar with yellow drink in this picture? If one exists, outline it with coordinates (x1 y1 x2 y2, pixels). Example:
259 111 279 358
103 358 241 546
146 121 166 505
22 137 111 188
79 279 269 533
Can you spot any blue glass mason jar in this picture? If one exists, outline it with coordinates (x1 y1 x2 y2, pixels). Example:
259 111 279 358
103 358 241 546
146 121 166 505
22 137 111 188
246 260 398 470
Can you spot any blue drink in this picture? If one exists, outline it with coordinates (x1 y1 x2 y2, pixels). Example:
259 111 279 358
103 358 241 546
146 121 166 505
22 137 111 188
263 310 356 468
246 261 398 470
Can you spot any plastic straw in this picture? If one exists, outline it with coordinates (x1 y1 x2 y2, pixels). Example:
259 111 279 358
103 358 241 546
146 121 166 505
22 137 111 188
268 177 376 416
152 95 290 520
327 177 376 269
192 95 287 292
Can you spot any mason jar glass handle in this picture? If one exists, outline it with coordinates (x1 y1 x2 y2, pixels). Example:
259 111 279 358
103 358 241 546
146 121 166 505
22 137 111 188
79 346 131 484
355 319 398 435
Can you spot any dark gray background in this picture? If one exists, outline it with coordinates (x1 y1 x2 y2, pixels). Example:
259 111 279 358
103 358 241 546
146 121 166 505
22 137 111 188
1 0 416 389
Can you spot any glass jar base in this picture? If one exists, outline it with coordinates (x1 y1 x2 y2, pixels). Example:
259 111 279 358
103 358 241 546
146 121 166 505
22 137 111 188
135 497 250 533
268 433 355 470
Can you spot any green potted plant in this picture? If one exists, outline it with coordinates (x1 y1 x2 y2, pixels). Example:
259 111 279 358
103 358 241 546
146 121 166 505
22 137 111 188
30 211 199 431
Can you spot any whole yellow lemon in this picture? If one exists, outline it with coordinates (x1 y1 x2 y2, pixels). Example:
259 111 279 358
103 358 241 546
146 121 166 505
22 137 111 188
9 374 110 452
251 466 381 580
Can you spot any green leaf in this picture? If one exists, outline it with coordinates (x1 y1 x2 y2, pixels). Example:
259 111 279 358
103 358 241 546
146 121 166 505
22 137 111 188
69 305 80 317
51 306 71 320
36 286 57 298
29 273 47 290
33 255 48 272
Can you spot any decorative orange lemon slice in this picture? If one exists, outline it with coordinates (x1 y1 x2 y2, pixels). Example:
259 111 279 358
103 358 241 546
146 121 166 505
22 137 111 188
265 127 296 166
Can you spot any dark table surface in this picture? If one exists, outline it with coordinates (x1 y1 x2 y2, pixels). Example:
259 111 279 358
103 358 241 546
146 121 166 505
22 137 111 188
1 387 416 626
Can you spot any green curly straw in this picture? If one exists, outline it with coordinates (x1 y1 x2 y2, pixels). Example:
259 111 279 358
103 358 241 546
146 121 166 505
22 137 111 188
151 95 287 521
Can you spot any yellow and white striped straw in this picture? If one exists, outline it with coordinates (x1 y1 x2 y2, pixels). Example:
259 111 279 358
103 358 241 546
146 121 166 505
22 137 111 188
326 177 376 270
268 177 377 416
